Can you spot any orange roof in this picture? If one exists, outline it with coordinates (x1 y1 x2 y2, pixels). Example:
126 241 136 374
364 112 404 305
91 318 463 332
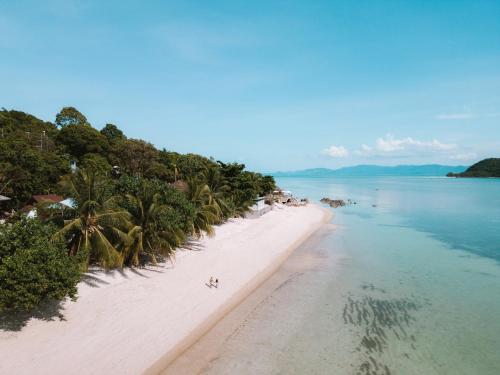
170 180 188 192
31 194 63 203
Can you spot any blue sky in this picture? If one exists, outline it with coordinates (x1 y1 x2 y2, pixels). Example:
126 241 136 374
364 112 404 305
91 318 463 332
1 0 499 172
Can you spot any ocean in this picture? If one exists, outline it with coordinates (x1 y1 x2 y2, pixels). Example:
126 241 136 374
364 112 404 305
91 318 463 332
172 177 500 374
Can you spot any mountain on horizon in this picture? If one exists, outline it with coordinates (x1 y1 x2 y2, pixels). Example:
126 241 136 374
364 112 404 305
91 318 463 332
271 164 468 177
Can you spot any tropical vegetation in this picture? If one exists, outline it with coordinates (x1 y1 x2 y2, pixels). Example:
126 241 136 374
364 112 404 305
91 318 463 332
0 107 276 311
0 219 81 311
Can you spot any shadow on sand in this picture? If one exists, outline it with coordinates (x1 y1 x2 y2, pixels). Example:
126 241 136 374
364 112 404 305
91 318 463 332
182 240 205 252
0 299 66 332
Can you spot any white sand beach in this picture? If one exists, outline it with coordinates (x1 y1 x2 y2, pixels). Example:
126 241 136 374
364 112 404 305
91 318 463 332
0 204 329 375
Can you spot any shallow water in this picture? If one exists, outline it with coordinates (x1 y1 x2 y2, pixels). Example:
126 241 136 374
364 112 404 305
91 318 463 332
167 177 500 374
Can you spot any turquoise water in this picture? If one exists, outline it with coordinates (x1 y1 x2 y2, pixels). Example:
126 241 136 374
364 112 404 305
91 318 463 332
283 177 500 262
273 177 500 374
197 177 500 374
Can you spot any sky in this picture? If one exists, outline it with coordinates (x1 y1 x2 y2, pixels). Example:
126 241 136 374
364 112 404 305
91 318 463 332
1 0 499 172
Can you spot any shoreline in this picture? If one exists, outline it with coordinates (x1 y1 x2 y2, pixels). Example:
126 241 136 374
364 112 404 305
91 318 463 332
145 204 332 375
160 222 338 375
0 204 331 375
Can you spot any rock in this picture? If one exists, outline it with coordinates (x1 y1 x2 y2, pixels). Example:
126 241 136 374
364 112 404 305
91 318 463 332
320 197 353 208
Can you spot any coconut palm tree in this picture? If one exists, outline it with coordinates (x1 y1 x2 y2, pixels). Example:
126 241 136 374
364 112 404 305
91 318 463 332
54 168 130 269
203 167 233 220
185 178 220 237
123 183 186 266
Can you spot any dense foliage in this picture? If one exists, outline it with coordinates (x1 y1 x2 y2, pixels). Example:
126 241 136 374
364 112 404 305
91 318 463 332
0 219 81 311
0 107 276 310
447 158 500 178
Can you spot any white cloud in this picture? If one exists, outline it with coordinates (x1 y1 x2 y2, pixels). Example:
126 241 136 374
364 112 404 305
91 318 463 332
322 145 349 158
354 144 372 156
355 134 457 157
375 134 456 153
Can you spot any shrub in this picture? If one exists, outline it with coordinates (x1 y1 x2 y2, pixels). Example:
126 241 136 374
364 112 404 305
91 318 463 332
0 219 82 312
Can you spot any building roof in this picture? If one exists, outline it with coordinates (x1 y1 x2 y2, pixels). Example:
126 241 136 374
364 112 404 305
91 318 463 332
31 194 64 203
59 198 76 208
170 180 188 192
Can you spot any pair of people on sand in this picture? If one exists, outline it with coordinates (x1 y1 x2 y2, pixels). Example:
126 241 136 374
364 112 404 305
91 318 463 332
209 276 219 288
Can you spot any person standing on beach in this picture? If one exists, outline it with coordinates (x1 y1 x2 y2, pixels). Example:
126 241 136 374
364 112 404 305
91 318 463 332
215 278 219 288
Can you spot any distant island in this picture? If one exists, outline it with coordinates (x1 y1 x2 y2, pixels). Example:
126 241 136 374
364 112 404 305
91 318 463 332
447 158 500 178
272 164 467 178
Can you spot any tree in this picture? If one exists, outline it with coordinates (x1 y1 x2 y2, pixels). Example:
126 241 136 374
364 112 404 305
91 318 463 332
185 179 220 237
1 109 58 140
55 107 89 128
80 154 112 175
121 180 186 266
0 219 81 312
258 175 276 195
55 169 130 269
109 139 159 177
203 167 233 220
216 161 275 215
0 140 67 204
0 110 70 204
56 124 109 160
177 153 217 180
100 123 125 144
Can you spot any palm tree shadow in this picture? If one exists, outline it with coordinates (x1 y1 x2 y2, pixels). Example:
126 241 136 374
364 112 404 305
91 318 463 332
0 299 65 332
182 240 205 251
81 273 111 288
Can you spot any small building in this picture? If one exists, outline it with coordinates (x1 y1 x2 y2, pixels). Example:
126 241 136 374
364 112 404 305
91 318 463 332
246 197 273 219
251 197 267 211
22 195 74 219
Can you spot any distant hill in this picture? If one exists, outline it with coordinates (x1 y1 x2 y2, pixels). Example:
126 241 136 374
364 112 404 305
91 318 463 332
447 158 500 178
272 164 468 177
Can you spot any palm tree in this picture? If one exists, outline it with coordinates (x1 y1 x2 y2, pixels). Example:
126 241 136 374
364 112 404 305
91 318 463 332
185 178 220 238
203 167 233 220
231 171 261 216
54 169 130 269
123 183 185 266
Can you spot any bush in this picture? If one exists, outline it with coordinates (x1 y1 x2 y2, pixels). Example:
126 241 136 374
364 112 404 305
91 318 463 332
0 219 81 312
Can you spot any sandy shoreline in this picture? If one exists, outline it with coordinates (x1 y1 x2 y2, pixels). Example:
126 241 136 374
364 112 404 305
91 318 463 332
0 204 330 375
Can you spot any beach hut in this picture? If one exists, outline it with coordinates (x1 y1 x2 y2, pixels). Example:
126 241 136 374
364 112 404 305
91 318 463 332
246 197 273 219
22 194 72 219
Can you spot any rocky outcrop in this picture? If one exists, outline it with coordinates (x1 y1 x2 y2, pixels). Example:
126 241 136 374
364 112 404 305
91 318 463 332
320 197 355 208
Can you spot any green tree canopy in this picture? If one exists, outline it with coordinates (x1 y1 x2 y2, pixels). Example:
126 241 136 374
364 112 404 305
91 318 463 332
109 139 159 177
56 124 109 160
100 123 126 144
0 219 81 312
55 107 89 128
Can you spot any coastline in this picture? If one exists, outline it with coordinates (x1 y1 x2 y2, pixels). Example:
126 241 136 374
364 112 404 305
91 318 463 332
160 222 338 375
145 204 331 374
0 204 331 375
